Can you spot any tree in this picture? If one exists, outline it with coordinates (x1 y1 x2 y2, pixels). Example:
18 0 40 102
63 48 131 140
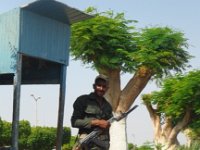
70 8 192 149
142 70 200 150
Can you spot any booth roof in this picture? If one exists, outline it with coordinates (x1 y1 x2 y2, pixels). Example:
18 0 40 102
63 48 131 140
21 0 93 24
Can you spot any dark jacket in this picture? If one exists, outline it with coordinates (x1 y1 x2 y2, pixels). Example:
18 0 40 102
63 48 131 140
71 92 113 135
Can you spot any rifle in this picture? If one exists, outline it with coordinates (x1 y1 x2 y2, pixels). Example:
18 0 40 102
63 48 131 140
74 105 138 150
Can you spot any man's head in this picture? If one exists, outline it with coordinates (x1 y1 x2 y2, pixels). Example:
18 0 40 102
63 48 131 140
93 74 109 97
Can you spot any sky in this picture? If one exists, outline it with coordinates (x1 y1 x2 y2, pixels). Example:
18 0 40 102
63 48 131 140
0 0 200 146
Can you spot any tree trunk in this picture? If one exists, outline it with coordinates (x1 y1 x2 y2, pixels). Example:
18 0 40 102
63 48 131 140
145 104 191 150
119 66 152 111
153 123 179 150
109 118 127 150
100 67 153 150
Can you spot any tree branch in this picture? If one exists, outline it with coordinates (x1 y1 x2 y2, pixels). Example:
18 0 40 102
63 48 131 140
169 107 191 139
119 66 152 111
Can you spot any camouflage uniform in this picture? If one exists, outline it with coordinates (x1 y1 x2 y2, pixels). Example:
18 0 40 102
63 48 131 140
71 92 113 150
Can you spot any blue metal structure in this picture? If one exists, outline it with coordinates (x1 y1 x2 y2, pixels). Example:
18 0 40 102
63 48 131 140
0 0 91 84
0 0 92 149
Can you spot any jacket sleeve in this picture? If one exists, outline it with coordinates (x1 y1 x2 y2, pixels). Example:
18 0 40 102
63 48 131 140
71 96 93 129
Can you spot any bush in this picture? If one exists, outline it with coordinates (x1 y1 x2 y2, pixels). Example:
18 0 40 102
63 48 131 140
62 127 71 144
62 136 76 150
27 127 56 150
19 120 31 149
0 118 72 149
178 141 200 150
128 143 137 150
137 142 154 150
0 119 11 146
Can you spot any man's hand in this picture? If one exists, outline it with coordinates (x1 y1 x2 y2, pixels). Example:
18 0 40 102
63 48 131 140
91 119 110 129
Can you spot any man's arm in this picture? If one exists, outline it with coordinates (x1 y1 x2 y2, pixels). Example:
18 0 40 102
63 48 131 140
90 119 111 129
76 105 139 149
71 96 94 129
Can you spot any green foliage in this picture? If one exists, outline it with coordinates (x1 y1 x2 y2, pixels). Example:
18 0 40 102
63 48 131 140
0 118 3 136
71 8 191 78
128 143 137 150
137 142 154 150
184 127 200 144
188 128 200 140
0 119 11 146
0 118 3 146
0 118 72 149
71 9 138 72
26 126 71 150
27 127 56 150
62 136 76 150
62 126 71 144
134 27 192 79
178 141 200 150
134 142 163 150
19 120 31 149
0 119 30 147
142 69 200 127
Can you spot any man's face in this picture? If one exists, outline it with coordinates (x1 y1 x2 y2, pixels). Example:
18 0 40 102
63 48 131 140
94 80 108 97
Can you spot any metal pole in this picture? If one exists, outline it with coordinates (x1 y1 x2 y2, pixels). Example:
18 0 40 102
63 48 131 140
56 65 67 150
11 53 22 150
30 94 41 126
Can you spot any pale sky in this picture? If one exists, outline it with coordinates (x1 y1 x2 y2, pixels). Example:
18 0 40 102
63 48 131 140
0 0 200 146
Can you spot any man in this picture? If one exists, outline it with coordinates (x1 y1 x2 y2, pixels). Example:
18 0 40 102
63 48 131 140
71 74 113 150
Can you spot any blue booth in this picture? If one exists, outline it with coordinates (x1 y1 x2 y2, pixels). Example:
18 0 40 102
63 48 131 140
0 0 92 149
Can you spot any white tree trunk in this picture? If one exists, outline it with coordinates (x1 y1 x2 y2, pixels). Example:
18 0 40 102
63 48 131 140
109 118 127 150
